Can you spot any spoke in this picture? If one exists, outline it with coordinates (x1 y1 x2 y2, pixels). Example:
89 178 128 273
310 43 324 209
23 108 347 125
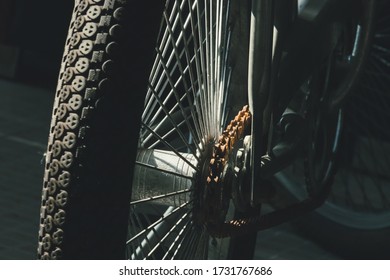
134 160 195 180
375 33 390 38
141 121 200 172
163 10 204 147
155 48 202 150
172 221 199 259
148 0 186 90
146 119 188 149
145 3 203 127
145 61 198 128
372 52 390 68
178 3 207 140
355 157 373 209
144 54 203 142
143 0 232 146
195 0 212 137
221 68 232 127
187 0 209 139
207 0 216 137
366 142 390 208
127 214 140 258
146 209 191 258
144 53 189 126
129 212 149 259
144 0 190 123
204 0 213 137
218 0 231 132
162 218 193 259
214 0 221 134
126 200 193 245
130 188 193 205
129 206 173 260
145 81 200 157
142 90 191 144
346 93 390 138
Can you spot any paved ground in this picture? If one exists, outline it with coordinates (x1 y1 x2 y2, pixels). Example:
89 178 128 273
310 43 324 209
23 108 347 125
0 79 52 259
0 78 338 259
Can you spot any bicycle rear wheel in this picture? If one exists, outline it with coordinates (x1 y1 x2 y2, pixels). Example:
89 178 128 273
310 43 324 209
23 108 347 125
126 0 251 260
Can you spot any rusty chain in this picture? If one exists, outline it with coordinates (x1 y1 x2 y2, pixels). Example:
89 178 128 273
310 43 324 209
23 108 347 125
203 105 252 233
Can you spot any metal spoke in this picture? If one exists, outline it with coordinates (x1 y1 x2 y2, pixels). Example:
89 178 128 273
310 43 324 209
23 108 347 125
155 48 202 149
141 121 199 171
172 221 199 259
146 119 185 149
127 213 141 258
146 209 191 258
162 218 194 259
129 212 150 259
142 90 191 144
163 10 204 146
187 0 209 139
126 200 193 245
177 3 207 140
145 2 202 126
130 188 193 205
134 160 195 180
144 1 192 124
145 81 200 157
130 206 173 260
204 0 213 137
195 0 212 137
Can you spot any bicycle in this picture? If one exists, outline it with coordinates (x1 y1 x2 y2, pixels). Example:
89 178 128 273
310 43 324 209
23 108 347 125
37 0 390 259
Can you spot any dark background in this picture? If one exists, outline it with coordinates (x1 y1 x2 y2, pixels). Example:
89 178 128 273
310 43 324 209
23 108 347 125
0 0 73 88
0 0 74 259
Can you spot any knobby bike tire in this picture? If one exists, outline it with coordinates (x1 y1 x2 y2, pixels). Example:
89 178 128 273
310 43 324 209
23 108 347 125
37 0 165 259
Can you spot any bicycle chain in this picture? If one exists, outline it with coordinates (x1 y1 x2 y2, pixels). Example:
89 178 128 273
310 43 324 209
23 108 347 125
204 105 289 238
204 105 251 227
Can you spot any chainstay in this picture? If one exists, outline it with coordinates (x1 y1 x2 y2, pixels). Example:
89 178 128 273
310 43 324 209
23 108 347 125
208 176 334 238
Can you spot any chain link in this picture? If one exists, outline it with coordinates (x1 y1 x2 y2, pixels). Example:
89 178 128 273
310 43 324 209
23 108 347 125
204 105 251 227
